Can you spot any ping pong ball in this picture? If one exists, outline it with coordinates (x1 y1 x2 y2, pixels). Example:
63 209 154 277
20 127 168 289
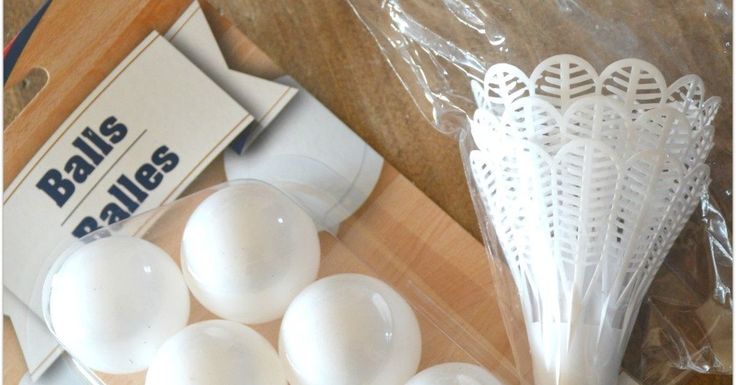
279 273 422 385
47 236 190 374
405 363 503 385
181 182 320 324
145 320 286 385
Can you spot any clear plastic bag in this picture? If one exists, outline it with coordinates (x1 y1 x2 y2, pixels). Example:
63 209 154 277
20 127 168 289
347 1 732 384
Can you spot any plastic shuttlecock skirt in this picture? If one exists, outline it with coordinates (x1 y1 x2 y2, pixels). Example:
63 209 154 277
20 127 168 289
467 55 720 385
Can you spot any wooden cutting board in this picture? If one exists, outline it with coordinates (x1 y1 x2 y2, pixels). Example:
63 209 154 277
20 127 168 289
3 1 522 384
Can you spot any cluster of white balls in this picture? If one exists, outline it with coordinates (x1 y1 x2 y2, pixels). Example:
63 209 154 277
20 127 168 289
47 182 502 385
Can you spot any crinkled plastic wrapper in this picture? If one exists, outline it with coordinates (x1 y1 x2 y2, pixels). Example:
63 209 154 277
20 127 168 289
347 1 732 384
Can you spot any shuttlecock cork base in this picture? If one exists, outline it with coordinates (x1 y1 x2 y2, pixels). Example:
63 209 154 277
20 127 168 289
468 55 719 385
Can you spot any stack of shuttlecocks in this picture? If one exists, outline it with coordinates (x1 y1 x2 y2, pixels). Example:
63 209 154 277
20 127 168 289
468 54 719 385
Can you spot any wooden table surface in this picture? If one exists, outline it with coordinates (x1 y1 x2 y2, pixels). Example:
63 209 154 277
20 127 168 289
3 1 731 385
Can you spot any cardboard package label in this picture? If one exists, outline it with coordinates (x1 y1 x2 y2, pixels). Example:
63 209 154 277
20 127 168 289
4 30 252 362
3 1 301 379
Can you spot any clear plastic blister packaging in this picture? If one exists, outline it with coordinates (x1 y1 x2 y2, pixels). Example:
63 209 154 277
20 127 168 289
33 163 521 385
347 1 732 384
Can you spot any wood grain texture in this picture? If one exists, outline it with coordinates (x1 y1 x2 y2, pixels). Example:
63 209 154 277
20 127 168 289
3 1 731 385
3 318 25 385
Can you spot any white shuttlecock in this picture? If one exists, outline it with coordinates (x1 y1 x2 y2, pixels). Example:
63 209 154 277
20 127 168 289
468 55 719 385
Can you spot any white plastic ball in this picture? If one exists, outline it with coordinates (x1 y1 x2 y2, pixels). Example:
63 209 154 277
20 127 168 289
145 320 286 385
47 236 190 374
181 182 320 324
405 363 503 385
279 273 422 385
